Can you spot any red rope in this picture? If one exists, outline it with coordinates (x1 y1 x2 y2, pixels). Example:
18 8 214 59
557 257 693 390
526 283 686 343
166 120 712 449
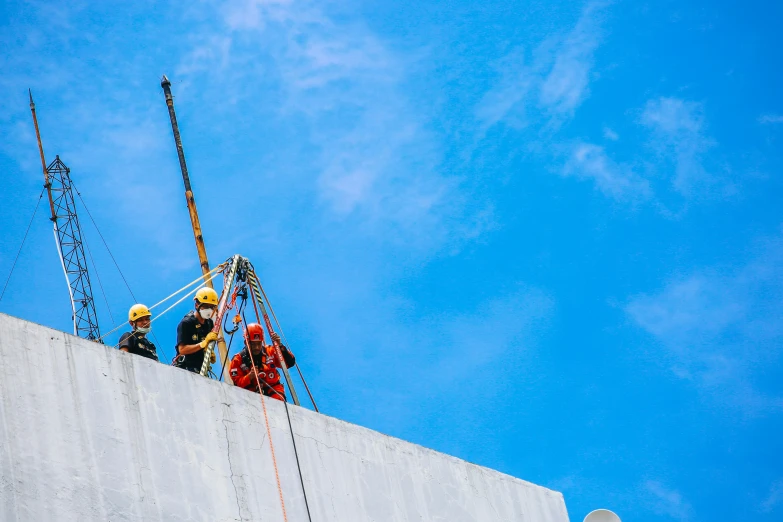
246 283 288 522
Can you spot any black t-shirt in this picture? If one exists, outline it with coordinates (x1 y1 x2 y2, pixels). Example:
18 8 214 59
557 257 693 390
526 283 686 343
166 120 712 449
174 311 214 371
118 331 159 361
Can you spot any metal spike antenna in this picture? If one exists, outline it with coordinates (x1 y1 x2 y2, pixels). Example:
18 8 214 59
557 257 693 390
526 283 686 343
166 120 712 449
29 92 102 341
160 75 229 377
29 90 57 224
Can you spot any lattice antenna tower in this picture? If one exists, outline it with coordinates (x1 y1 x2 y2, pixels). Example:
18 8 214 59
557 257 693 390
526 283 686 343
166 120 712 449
47 157 101 340
29 92 102 341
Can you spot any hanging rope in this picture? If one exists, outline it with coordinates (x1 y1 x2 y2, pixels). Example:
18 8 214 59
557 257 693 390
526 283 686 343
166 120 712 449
281 391 313 521
72 182 136 301
83 235 115 326
244 284 314 522
0 188 45 302
247 339 289 522
239 353 314 522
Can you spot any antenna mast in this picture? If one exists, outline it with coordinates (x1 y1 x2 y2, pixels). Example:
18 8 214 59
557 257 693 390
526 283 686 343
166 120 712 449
30 92 102 341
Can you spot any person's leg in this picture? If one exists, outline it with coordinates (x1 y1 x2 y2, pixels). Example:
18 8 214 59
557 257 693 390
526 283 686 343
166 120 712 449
269 384 286 401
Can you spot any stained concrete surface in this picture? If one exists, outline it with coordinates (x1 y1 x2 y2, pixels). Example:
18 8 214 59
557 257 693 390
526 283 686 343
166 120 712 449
0 313 569 521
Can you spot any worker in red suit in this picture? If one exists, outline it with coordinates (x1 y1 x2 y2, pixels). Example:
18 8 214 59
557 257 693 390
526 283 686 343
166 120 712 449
230 322 295 401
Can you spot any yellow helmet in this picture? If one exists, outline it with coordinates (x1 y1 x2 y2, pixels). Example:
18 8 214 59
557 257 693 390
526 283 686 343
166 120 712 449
195 287 219 306
128 304 151 322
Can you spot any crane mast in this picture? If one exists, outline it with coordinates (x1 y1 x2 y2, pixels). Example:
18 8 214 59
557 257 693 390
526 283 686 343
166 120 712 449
160 75 230 378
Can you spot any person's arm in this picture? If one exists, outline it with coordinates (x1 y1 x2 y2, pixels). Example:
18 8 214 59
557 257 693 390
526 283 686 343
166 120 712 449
176 322 217 355
178 342 203 355
270 332 295 367
280 344 296 368
118 332 133 353
230 355 256 389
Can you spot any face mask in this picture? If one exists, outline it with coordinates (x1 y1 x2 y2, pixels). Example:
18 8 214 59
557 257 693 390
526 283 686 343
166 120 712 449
199 308 215 320
135 326 151 334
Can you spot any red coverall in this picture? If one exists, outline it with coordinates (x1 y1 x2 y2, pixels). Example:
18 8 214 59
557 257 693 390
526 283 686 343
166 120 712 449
229 343 295 401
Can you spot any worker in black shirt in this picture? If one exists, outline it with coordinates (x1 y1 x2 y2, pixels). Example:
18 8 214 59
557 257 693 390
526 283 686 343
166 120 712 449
173 287 220 373
118 304 159 362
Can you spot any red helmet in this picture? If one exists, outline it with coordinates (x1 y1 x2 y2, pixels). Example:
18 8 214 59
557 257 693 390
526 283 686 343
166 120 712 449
246 323 264 343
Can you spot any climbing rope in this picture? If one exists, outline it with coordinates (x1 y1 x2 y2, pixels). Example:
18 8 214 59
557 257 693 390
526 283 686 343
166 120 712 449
234 277 289 521
250 348 289 522
148 264 226 311
243 281 314 522
281 391 313 521
97 266 224 343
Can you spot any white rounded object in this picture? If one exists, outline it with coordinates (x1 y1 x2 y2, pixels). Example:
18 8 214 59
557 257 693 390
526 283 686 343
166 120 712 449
583 508 621 522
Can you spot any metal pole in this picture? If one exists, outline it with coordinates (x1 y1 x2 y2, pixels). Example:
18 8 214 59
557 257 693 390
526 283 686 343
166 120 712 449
160 75 229 375
29 90 57 223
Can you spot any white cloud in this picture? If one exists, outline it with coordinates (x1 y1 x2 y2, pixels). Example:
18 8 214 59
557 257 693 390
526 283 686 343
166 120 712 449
643 481 693 521
626 233 783 413
475 1 608 132
563 142 650 200
474 49 534 132
759 114 783 124
761 480 783 513
603 127 619 141
539 1 606 119
557 96 733 205
640 97 720 197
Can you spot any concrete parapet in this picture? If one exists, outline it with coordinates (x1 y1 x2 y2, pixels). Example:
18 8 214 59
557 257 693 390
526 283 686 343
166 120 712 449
0 313 569 521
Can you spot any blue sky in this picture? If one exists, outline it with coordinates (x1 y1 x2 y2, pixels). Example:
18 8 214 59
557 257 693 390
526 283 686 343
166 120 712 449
1 0 782 519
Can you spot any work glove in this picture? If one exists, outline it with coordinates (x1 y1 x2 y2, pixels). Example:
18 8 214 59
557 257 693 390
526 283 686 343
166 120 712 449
210 350 217 364
200 331 219 349
270 332 281 344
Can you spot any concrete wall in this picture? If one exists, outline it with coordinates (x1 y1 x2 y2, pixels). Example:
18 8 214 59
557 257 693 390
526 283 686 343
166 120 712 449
0 313 569 522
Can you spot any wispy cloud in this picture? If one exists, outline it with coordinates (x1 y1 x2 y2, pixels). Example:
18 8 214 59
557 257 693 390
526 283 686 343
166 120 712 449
475 1 608 132
643 480 693 521
539 1 608 121
178 0 487 251
563 142 650 201
640 97 727 197
758 114 783 124
560 96 733 205
761 479 783 513
626 232 783 413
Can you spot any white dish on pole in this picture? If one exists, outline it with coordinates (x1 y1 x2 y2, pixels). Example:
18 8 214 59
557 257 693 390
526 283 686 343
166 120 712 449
584 508 621 522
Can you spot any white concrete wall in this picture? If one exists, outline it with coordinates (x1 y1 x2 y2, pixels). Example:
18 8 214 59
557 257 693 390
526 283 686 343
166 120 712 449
0 313 569 522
